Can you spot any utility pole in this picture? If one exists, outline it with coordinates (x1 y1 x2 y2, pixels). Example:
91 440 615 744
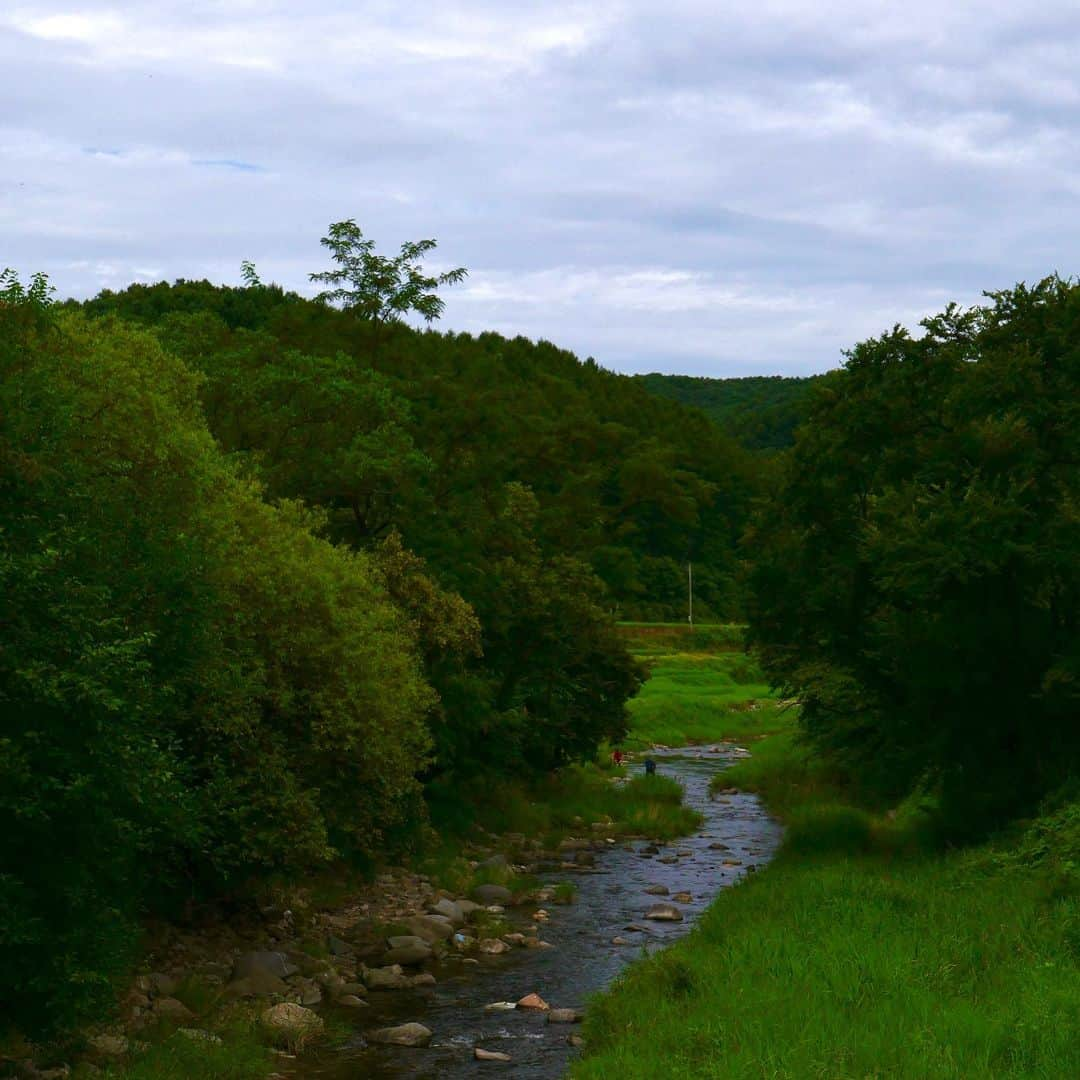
688 561 694 626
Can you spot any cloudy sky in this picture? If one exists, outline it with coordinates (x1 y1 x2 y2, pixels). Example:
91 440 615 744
5 2 1080 375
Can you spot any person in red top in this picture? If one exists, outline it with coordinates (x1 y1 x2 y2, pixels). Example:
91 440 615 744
612 748 624 766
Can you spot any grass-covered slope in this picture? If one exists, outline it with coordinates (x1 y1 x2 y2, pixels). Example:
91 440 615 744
621 624 791 748
574 730 1080 1079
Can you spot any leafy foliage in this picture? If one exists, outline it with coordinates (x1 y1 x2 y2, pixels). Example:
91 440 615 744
747 277 1080 831
637 372 821 450
0 285 431 1036
309 219 467 323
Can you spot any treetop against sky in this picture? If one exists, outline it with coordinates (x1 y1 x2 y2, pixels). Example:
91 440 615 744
5 1 1080 375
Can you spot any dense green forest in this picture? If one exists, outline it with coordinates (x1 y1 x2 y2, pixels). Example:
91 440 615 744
748 278 1080 834
636 372 821 450
3 223 1078 1063
0 230 759 1038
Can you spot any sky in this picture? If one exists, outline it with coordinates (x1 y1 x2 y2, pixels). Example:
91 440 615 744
4 2 1080 376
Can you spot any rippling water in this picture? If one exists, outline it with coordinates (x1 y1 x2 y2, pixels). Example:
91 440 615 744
297 747 782 1079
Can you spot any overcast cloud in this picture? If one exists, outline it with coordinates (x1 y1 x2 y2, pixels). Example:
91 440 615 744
5 1 1080 374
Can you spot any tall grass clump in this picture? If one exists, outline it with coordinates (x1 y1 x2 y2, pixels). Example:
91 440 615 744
100 1027 270 1080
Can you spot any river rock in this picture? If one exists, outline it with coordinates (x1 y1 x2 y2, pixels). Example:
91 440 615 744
475 1048 512 1061
645 903 683 922
573 851 596 867
364 965 411 991
225 970 288 997
658 855 678 864
147 973 177 996
429 898 465 926
472 884 513 905
708 843 730 851
327 935 352 957
557 838 591 852
677 849 693 857
722 859 743 867
547 1008 582 1023
260 1003 323 1039
87 1035 128 1058
477 853 509 869
516 993 549 1010
478 938 510 955
410 973 437 987
672 891 692 903
232 951 299 982
484 1001 517 1011
367 1023 432 1047
458 899 482 918
611 936 630 945
502 932 526 947
387 934 428 950
152 997 195 1023
402 915 455 942
383 943 433 966
644 884 669 895
567 1033 585 1047
640 844 660 855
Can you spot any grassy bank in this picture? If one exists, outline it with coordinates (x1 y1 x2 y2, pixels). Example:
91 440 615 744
621 623 792 748
574 733 1080 1078
420 765 703 895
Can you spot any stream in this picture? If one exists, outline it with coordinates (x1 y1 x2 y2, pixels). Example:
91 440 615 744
299 747 782 1078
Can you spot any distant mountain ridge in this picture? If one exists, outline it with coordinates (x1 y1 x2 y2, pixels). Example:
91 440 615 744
635 372 824 450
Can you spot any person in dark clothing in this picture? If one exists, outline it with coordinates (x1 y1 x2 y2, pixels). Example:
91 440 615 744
644 758 656 776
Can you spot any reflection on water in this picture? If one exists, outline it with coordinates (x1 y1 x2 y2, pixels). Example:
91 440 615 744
296 747 782 1079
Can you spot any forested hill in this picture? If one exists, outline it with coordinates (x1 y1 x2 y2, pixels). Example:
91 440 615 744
77 279 757 623
635 372 822 450
5 262 763 1036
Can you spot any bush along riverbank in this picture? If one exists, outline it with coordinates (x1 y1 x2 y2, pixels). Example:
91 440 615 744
572 732 1080 1079
2 625 757 1079
0 763 701 1080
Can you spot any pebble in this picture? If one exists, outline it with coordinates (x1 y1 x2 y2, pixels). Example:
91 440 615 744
516 992 549 1010
474 1048 512 1062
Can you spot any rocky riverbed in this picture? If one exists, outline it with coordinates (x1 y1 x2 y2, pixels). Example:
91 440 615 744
293 746 781 1078
26 747 779 1080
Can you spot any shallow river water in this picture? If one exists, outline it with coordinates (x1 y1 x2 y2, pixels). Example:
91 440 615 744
298 747 782 1079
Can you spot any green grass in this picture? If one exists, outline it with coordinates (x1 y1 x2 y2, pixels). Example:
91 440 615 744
574 734 1080 1079
98 1026 271 1080
625 638 793 748
421 766 702 892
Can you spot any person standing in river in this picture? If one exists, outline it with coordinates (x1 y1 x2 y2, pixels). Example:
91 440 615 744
644 757 656 776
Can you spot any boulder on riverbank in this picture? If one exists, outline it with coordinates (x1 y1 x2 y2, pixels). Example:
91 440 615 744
260 1003 323 1046
472 884 513 905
